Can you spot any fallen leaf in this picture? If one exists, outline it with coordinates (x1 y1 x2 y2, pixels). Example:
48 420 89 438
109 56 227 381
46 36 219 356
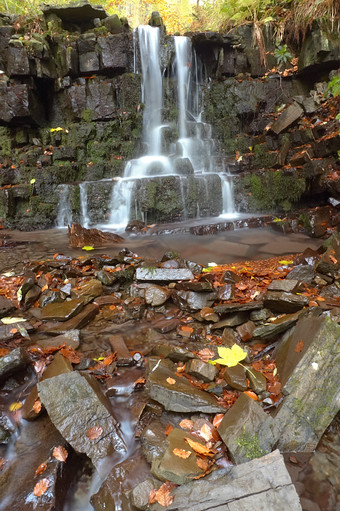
1 317 26 324
196 457 210 471
33 478 50 497
0 348 9 357
10 328 18 334
181 325 193 333
209 344 247 368
81 246 94 251
185 437 216 457
196 348 215 362
329 255 337 264
0 457 6 470
33 398 42 414
35 462 47 476
243 390 259 401
166 377 176 385
52 446 68 462
289 455 299 464
294 340 304 353
60 347 81 364
165 424 174 436
134 376 146 387
173 448 192 459
102 352 117 366
200 424 213 442
179 419 194 430
149 481 176 507
213 414 224 429
9 401 23 412
86 426 103 440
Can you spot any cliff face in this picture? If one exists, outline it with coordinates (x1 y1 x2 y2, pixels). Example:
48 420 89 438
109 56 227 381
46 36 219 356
0 2 339 230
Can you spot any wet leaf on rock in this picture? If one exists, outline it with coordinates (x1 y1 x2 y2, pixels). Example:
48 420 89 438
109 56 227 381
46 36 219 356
199 424 213 442
60 347 81 364
209 345 247 368
185 438 216 457
179 419 194 430
52 446 68 462
294 340 304 353
196 348 215 362
86 426 103 440
149 481 176 507
34 462 47 476
173 448 192 459
166 377 176 385
196 457 210 472
0 348 9 357
9 401 23 411
33 478 50 496
33 398 42 414
213 414 224 429
165 424 174 436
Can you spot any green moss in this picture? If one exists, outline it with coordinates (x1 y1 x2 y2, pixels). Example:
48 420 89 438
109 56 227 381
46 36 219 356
235 428 267 459
0 127 12 158
81 109 94 122
253 144 278 169
241 170 306 213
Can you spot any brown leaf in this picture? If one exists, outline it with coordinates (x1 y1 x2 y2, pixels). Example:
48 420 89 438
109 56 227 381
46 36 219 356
173 448 192 459
134 376 146 387
86 426 103 440
196 457 210 471
165 424 174 436
196 348 215 363
33 478 50 497
213 414 224 429
294 340 304 353
33 398 42 414
289 455 299 464
149 482 176 507
60 347 81 364
34 462 47 476
0 457 6 470
52 446 68 462
199 424 213 442
102 352 117 367
185 437 216 457
179 419 194 431
166 377 176 385
0 348 9 357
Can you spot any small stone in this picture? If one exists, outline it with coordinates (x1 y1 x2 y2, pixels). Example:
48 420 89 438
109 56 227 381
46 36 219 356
253 311 301 339
24 284 41 308
172 290 217 312
212 311 249 328
34 330 80 350
286 265 315 284
71 279 103 304
186 358 218 382
145 285 170 306
250 308 272 321
136 268 194 281
109 334 133 366
218 284 234 300
41 298 84 321
236 320 255 342
268 280 300 293
246 367 267 394
199 307 219 322
224 364 247 391
0 348 29 382
221 327 237 346
0 296 16 318
44 303 99 333
151 317 179 333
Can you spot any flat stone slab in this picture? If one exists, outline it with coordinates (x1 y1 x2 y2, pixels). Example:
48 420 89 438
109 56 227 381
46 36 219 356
43 303 99 333
148 450 302 511
136 268 194 281
0 295 16 318
253 311 301 339
271 102 303 134
274 316 340 451
172 290 217 312
218 393 279 464
41 298 84 321
146 359 224 413
0 347 29 381
214 301 263 315
38 371 126 470
264 291 308 313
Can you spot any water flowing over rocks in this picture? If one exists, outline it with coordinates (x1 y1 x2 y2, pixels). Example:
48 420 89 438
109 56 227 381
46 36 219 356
0 231 339 508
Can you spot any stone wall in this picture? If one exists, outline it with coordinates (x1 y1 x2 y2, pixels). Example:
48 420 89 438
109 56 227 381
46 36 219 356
0 1 339 229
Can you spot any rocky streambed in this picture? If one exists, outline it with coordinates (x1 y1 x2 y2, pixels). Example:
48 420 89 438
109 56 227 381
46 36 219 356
0 231 339 510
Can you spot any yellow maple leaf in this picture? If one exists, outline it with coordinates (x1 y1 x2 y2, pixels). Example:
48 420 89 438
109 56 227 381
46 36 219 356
209 344 247 368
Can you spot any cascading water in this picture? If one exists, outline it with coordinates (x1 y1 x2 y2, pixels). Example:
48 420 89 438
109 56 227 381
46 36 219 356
57 184 73 228
57 26 236 229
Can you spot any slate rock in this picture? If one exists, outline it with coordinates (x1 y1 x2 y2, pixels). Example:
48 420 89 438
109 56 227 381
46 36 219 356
218 393 279 464
146 359 224 413
151 345 195 362
224 364 247 391
151 317 179 333
246 367 267 394
38 290 65 308
145 285 170 306
0 347 29 381
34 329 80 350
268 279 300 293
236 320 255 342
24 284 41 308
218 284 234 300
140 419 168 464
41 298 84 321
38 371 126 470
109 334 133 366
0 295 16 318
220 327 237 346
148 450 302 510
271 102 303 134
43 303 99 333
185 358 218 382
71 278 103 304
175 281 213 292
264 291 308 313
253 311 301 339
136 268 194 281
274 316 340 451
214 301 263 315
172 290 217 312
0 413 15 443
249 308 272 321
97 34 129 72
212 312 248 329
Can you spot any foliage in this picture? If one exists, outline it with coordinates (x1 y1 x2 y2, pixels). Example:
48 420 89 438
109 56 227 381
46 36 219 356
274 44 292 65
209 344 247 367
328 75 340 98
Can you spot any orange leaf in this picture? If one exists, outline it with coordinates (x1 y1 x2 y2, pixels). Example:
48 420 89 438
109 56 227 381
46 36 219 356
179 419 194 430
52 446 68 462
173 448 192 459
213 414 224 429
196 457 210 471
149 482 176 507
243 390 259 401
10 328 18 334
60 347 81 364
33 398 42 414
294 340 304 353
102 352 117 367
41 284 48 292
165 424 174 436
196 348 215 362
33 478 50 497
34 462 47 476
166 377 176 385
329 255 337 264
185 437 216 457
86 426 103 440
0 348 9 357
199 424 213 442
181 325 193 333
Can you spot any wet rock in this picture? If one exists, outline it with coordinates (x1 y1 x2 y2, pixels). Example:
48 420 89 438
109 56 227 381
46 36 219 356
249 308 272 321
148 450 302 510
0 295 16 318
0 415 78 511
140 419 168 464
199 307 219 322
0 413 15 444
236 320 255 342
0 320 34 341
151 317 179 333
34 329 80 350
320 283 340 298
71 279 103 304
136 268 194 281
38 371 126 471
245 367 267 394
105 366 144 396
271 103 303 134
274 316 340 451
41 298 84 321
264 291 308 313
38 290 65 308
218 283 234 300
268 279 300 293
220 327 237 346
125 219 146 233
286 264 315 284
109 334 133 366
44 303 99 333
151 345 195 362
131 478 162 510
172 290 217 312
185 358 218 382
224 364 247 391
317 261 339 279
175 281 213 292
214 301 263 315
218 393 279 464
145 285 170 306
223 270 241 284
97 34 129 73
22 352 73 421
151 428 209 485
24 284 41 308
212 311 249 328
146 358 224 413
0 347 29 381
159 259 180 269
253 311 301 339
91 453 151 511
17 270 36 303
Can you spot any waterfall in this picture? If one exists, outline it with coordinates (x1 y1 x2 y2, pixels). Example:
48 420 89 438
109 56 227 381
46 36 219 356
57 184 72 227
220 163 236 217
79 182 89 228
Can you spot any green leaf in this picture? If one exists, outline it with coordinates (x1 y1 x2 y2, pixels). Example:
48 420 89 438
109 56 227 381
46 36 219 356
82 246 94 251
209 344 247 367
30 178 36 184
